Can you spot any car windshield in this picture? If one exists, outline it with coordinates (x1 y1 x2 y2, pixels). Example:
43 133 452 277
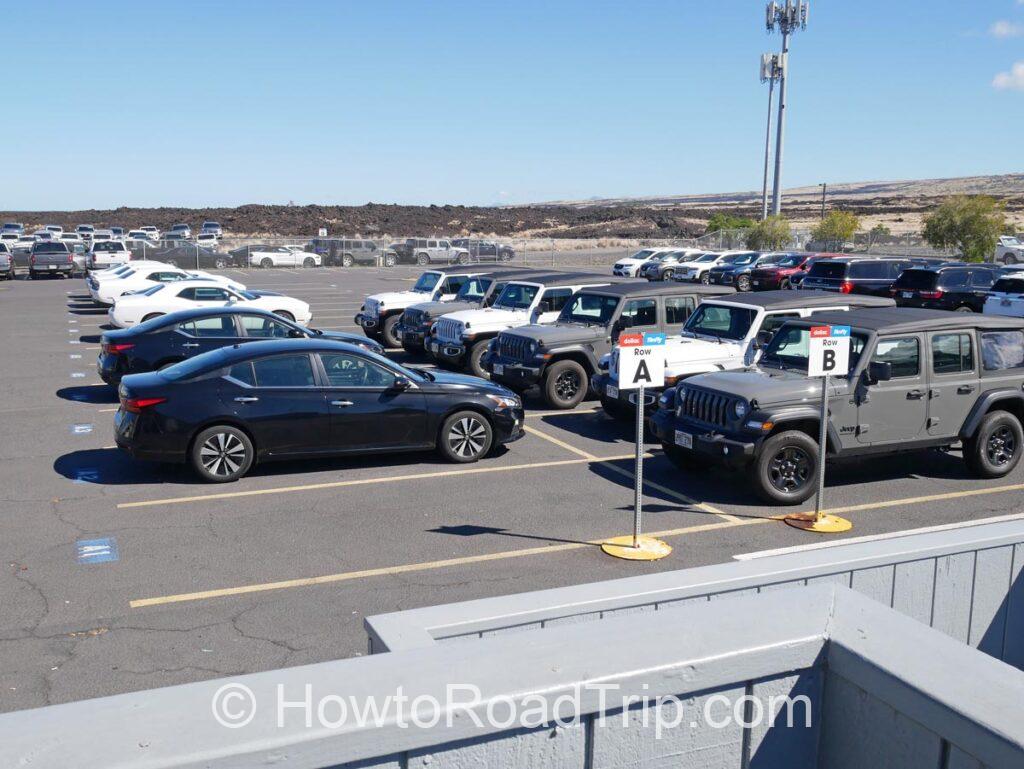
412 272 441 293
760 325 868 376
650 253 677 262
682 303 757 341
1005 237 1022 246
775 255 803 267
730 253 757 266
695 253 719 263
160 351 228 382
992 278 1024 294
627 250 654 261
559 292 620 325
235 290 257 300
493 282 540 310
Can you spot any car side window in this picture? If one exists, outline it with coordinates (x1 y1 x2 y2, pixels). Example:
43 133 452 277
443 276 469 294
621 298 657 327
251 355 316 387
970 270 996 289
176 288 196 300
539 288 573 313
872 336 920 378
320 353 397 388
931 333 974 374
664 296 695 324
240 315 293 338
194 287 231 301
760 312 801 336
941 271 969 289
981 331 1024 371
227 362 256 386
178 316 237 337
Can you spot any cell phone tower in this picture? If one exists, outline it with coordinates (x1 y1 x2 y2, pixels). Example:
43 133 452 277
765 0 809 216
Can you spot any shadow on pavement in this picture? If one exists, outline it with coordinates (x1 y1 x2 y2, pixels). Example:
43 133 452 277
56 385 117 404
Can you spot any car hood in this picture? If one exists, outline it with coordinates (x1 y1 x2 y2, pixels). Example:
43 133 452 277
664 335 746 363
420 369 515 396
367 290 432 306
442 307 529 325
407 300 477 318
503 322 603 346
684 366 849 407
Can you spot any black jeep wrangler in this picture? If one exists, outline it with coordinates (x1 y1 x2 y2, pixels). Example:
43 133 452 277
484 283 735 409
652 308 1024 504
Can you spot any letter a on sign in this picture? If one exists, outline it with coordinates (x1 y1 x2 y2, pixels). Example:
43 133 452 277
618 332 666 391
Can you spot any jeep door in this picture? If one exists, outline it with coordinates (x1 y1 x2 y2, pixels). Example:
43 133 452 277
616 297 660 338
533 287 573 323
925 331 977 439
662 296 695 334
857 334 928 445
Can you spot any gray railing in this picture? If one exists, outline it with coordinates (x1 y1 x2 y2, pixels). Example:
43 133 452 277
365 517 1024 669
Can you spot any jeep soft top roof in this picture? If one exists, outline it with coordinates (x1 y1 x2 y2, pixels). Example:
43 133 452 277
505 272 619 286
709 289 895 311
581 282 736 298
788 307 1024 334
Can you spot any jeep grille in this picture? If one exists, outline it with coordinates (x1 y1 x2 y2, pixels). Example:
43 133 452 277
497 333 531 361
402 308 424 327
434 318 464 344
677 388 732 428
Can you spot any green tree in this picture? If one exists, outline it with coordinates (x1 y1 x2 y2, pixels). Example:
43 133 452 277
745 215 792 250
866 223 891 248
922 196 1005 262
706 212 755 233
811 210 860 250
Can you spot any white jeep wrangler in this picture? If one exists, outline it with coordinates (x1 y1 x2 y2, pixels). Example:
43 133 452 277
598 290 896 417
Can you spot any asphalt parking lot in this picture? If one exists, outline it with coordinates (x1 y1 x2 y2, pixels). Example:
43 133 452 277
2 264 1024 712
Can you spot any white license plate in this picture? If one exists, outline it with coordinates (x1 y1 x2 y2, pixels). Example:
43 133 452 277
674 430 693 449
48 265 57 270
493 363 504 375
606 384 618 399
752 281 760 286
902 291 913 299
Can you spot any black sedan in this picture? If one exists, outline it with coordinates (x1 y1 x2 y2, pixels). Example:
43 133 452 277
114 339 525 481
98 307 384 385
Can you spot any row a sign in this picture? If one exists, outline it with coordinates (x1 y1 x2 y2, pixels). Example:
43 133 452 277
618 332 666 390
808 325 851 378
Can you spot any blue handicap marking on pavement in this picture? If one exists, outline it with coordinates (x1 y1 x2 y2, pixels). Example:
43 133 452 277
70 372 85 379
830 325 851 337
71 423 93 434
642 332 667 346
69 353 82 359
76 538 119 564
73 468 100 484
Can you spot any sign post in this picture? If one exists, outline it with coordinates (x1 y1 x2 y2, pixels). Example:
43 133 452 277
602 332 672 560
785 325 853 534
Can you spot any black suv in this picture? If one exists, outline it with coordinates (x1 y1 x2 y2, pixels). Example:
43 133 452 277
308 238 388 267
484 283 735 408
451 239 516 262
892 265 1000 313
800 257 950 297
652 308 1024 504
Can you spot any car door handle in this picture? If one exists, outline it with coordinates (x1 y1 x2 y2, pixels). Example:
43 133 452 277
906 390 925 400
957 385 975 394
331 400 354 407
233 396 259 403
182 343 200 348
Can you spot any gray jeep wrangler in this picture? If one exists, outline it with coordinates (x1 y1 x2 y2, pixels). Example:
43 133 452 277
484 283 735 409
651 308 1024 504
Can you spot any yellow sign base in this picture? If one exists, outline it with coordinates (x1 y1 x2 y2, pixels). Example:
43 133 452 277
784 513 853 533
601 535 672 561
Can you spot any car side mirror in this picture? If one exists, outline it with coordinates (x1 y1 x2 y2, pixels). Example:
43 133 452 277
756 329 774 347
392 375 412 391
288 328 304 338
867 360 892 384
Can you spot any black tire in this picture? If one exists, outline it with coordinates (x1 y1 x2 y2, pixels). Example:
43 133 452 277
214 257 228 269
260 257 273 269
955 305 974 313
965 410 1023 478
500 251 513 262
141 312 164 323
699 272 711 285
416 253 430 266
384 253 397 267
737 274 752 292
190 425 254 482
1005 254 1018 266
750 430 819 505
438 410 493 463
467 339 491 379
381 314 401 348
273 310 295 322
342 254 354 267
543 359 588 409
662 269 674 281
779 278 791 290
601 396 630 421
661 442 709 470
303 257 316 268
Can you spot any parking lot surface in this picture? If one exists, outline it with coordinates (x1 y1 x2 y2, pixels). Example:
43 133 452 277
2 265 1023 711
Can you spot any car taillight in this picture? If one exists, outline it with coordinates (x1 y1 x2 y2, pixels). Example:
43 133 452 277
121 396 166 413
839 281 853 294
29 255 35 265
102 342 135 354
919 290 943 300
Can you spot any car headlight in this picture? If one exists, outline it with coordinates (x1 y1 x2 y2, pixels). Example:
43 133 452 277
659 391 675 408
487 394 520 411
734 401 748 419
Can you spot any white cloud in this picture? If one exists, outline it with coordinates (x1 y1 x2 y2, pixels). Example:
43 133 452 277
993 61 1024 90
990 20 1024 37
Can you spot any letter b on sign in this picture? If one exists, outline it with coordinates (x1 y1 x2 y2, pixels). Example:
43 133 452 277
808 326 851 378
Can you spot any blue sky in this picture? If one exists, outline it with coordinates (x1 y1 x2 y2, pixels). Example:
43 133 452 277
3 0 1021 209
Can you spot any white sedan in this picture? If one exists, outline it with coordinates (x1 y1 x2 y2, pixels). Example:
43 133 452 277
249 245 322 268
93 266 245 305
108 280 312 328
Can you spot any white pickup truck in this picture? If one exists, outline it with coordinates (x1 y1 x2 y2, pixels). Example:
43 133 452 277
597 291 895 418
355 270 483 347
995 236 1024 265
983 274 1024 318
428 272 613 377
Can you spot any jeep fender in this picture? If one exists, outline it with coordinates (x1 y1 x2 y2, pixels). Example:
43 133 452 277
763 407 843 455
544 345 599 373
959 389 1024 439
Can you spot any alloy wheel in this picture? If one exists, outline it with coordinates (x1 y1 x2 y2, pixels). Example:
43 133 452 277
448 417 487 459
986 426 1017 467
767 446 812 493
555 370 581 401
200 432 247 477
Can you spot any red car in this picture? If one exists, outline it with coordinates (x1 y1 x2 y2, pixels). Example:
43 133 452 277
750 253 839 290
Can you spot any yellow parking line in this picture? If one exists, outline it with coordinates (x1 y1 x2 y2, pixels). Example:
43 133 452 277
129 517 768 608
599 463 739 522
525 406 602 419
818 483 1024 517
523 424 597 460
116 453 642 509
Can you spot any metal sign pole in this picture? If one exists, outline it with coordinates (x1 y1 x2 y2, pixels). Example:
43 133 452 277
814 374 828 522
633 384 644 548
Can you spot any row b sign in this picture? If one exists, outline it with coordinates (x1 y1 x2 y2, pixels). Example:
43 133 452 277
617 332 666 390
808 324 851 377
